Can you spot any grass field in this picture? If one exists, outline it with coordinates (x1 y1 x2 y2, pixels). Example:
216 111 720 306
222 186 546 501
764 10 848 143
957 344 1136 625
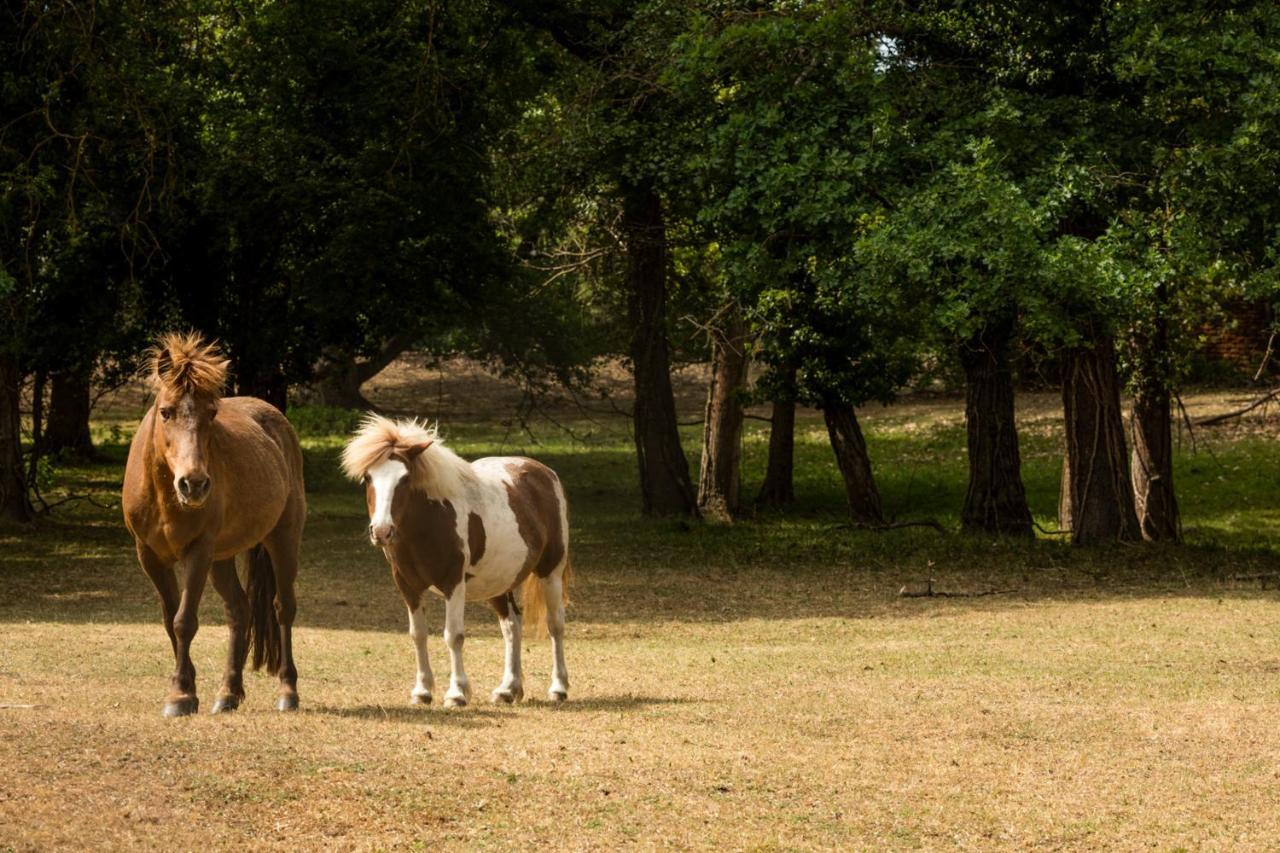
3 365 1280 849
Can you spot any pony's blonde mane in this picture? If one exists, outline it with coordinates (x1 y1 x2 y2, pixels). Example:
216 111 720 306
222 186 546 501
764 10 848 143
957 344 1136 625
341 414 477 501
146 332 228 398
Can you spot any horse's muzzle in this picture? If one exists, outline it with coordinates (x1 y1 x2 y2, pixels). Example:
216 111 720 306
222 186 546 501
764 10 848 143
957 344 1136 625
369 523 396 546
176 473 212 507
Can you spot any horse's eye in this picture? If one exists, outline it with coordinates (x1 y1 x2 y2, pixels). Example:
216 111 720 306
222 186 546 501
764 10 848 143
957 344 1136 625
160 407 175 421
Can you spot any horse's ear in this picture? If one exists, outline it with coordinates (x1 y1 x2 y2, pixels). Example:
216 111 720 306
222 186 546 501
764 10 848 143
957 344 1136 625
151 347 173 384
403 440 433 460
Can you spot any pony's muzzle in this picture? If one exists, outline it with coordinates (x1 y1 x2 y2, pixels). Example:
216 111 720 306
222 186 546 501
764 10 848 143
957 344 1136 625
177 473 211 505
369 522 396 546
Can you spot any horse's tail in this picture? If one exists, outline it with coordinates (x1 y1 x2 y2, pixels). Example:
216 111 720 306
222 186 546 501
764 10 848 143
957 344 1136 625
521 559 571 637
245 544 282 674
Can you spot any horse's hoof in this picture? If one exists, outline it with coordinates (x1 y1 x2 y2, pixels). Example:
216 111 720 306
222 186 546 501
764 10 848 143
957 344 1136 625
443 694 468 709
410 690 432 706
547 689 568 703
490 685 523 704
162 696 198 718
275 693 299 712
210 695 241 714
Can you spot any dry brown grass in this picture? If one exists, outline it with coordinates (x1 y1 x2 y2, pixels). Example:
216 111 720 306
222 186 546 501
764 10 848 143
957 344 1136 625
5 365 1280 849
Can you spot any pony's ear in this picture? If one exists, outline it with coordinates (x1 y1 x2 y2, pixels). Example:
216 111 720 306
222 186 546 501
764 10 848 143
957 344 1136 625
402 440 434 461
152 347 173 382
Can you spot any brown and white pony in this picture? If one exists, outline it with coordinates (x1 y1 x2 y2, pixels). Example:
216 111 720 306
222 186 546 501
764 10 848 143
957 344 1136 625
122 333 305 716
341 416 570 707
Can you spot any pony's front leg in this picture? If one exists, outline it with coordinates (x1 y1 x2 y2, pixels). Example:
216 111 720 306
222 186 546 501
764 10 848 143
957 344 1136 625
489 592 523 704
209 558 249 713
442 584 471 708
165 537 213 717
407 601 435 704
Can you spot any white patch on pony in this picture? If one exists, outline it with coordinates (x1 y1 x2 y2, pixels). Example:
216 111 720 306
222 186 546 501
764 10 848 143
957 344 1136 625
455 457 533 601
367 457 408 539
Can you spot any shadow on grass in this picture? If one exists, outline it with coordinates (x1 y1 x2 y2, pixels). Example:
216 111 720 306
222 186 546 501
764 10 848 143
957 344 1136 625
308 694 695 725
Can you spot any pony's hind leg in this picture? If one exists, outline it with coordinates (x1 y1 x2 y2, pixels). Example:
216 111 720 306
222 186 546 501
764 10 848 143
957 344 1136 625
442 584 471 708
209 558 249 713
488 592 524 704
407 601 434 704
542 571 569 702
263 531 301 712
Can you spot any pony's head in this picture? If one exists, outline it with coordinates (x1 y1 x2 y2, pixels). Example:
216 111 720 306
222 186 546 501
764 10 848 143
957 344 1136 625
146 332 229 508
340 415 436 546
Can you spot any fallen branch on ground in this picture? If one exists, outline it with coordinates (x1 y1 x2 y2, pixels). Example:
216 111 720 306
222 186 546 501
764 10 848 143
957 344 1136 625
827 519 947 534
1196 387 1280 427
898 578 1017 598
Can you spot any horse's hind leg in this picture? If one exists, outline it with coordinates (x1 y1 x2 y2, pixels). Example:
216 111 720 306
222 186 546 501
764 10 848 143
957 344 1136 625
542 570 569 702
263 531 300 711
488 592 524 704
209 558 249 713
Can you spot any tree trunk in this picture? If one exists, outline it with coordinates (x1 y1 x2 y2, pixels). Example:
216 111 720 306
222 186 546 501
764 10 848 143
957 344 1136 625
959 320 1033 536
697 306 748 522
314 334 412 411
0 356 32 523
757 364 796 508
822 398 884 525
43 370 95 458
624 181 697 517
1059 332 1141 544
1131 386 1179 542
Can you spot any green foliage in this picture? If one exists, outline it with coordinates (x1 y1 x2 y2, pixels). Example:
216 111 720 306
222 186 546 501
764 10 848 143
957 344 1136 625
286 405 366 440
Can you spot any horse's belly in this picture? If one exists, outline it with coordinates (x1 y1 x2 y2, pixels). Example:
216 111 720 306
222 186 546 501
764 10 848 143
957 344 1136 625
461 539 529 601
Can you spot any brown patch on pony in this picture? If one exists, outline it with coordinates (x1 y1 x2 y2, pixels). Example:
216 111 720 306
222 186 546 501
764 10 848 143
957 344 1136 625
504 460 566 579
146 332 229 399
384 496 466 606
467 512 486 565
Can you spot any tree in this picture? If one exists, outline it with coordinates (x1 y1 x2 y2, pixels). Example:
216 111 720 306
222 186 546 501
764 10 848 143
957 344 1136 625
697 303 749 521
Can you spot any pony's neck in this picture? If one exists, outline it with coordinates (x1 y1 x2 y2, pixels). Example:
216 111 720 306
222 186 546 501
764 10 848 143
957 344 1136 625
414 443 478 503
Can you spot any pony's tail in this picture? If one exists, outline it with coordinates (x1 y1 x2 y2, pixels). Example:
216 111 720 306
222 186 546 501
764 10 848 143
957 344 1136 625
521 560 572 637
245 545 282 674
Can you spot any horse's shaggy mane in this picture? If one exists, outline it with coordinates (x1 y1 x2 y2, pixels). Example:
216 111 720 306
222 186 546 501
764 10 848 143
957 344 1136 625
146 332 228 398
341 414 478 501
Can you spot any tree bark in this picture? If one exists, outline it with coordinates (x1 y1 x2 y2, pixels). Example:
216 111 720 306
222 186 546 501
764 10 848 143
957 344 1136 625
43 370 95 458
959 320 1033 536
822 398 884 525
1128 298 1179 541
624 182 697 517
697 306 749 522
1059 332 1141 544
757 365 797 508
0 356 32 522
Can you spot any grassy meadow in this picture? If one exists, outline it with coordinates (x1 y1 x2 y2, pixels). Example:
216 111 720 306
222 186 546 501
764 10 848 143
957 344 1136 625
2 361 1280 849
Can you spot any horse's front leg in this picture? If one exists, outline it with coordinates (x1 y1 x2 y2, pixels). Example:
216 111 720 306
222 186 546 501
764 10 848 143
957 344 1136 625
442 584 471 708
407 601 435 704
165 537 213 717
489 592 523 704
208 558 249 713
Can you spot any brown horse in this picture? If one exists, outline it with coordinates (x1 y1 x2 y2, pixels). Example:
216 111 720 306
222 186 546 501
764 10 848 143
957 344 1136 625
122 333 305 716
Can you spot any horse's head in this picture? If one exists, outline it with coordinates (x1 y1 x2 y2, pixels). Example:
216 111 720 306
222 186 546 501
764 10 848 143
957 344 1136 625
341 415 438 546
359 443 432 546
147 332 229 509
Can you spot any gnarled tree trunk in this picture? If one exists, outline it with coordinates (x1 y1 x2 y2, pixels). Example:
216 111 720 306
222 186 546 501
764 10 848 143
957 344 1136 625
1129 303 1180 542
1059 331 1141 544
0 356 32 522
697 306 748 522
624 181 697 517
43 370 95 458
959 319 1032 536
823 398 884 525
757 364 797 508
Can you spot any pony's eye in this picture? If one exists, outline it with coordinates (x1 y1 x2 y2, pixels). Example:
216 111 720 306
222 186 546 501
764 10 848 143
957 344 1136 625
160 407 175 421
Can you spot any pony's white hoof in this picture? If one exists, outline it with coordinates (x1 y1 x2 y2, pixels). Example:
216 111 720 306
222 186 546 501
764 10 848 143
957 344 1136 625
490 684 523 704
410 690 432 706
548 687 568 703
443 693 468 709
